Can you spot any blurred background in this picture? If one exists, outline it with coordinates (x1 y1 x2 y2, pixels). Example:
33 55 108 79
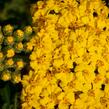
0 0 36 29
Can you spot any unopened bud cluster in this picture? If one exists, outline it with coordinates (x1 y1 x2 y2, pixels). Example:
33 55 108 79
0 24 35 83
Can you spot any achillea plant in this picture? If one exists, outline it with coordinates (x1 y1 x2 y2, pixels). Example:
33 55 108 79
21 0 109 109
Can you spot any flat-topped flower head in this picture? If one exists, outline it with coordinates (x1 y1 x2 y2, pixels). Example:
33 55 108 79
21 0 109 109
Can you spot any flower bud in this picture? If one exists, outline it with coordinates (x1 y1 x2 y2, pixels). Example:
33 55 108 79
6 48 15 58
16 59 24 70
5 58 14 68
24 42 34 53
3 24 14 36
1 70 11 81
14 42 24 53
4 36 14 46
12 72 21 83
14 29 24 42
24 26 33 41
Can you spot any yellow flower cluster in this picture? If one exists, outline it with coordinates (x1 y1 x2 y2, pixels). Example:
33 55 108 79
21 0 109 109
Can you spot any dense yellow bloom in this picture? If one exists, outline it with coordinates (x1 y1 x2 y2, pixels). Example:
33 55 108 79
21 0 109 109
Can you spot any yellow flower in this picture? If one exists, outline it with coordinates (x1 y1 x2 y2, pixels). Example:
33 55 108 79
7 48 15 58
97 18 106 30
17 42 23 49
30 52 37 61
3 24 13 35
94 89 105 102
21 0 109 108
57 92 65 100
16 30 24 37
81 16 89 24
66 92 75 104
24 26 32 35
25 42 34 51
46 101 55 109
16 60 24 69
58 101 69 109
12 73 21 83
6 58 14 66
15 29 24 41
1 71 11 81
53 59 64 68
15 42 23 52
6 36 14 45
39 96 50 106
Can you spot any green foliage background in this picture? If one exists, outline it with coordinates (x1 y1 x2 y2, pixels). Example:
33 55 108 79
0 0 36 28
0 80 22 109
